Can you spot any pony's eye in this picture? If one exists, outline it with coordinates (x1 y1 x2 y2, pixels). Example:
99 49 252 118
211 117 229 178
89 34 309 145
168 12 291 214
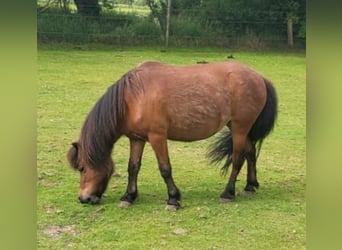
79 167 84 173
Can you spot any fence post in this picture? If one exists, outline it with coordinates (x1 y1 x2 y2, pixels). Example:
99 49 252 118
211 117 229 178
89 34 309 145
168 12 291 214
165 0 171 48
287 18 293 47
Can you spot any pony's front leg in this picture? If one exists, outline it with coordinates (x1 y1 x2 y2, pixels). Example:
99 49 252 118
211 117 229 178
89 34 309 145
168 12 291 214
119 139 145 208
149 133 181 210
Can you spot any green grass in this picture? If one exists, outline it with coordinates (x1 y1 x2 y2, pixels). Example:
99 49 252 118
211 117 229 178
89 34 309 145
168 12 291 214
37 45 306 249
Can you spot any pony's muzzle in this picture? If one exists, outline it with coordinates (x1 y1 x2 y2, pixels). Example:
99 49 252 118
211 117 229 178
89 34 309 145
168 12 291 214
78 194 101 204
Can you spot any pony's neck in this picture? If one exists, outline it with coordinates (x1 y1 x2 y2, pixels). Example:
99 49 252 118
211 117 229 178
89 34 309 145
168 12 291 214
79 72 129 168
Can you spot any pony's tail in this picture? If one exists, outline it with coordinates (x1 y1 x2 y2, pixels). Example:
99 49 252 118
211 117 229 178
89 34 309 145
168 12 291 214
207 130 233 175
249 78 278 157
207 78 278 174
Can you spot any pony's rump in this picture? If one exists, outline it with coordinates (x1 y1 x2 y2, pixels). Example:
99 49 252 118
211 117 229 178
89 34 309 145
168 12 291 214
207 77 277 172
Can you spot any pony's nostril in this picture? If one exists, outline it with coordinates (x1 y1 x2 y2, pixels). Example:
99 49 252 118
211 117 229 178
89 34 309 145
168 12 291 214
78 194 101 204
79 196 86 203
78 195 90 203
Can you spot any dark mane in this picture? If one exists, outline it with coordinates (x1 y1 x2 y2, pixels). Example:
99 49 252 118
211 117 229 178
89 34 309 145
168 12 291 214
78 69 141 168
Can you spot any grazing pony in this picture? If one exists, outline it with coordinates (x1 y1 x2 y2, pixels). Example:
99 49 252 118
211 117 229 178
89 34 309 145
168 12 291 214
67 61 277 209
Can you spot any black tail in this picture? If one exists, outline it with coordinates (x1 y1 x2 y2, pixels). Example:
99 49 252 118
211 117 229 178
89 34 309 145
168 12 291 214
207 78 278 174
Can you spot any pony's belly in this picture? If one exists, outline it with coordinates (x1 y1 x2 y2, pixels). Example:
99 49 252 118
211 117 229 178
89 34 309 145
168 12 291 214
167 123 224 141
165 109 230 141
167 133 215 142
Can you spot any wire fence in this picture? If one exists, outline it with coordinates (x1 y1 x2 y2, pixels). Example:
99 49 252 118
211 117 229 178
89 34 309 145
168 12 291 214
37 4 306 49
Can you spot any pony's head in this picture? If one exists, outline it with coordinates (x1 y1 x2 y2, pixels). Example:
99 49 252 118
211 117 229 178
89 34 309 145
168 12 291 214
67 142 114 204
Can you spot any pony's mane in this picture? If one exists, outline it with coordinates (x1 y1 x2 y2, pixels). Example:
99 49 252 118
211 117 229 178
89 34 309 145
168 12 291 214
78 69 142 168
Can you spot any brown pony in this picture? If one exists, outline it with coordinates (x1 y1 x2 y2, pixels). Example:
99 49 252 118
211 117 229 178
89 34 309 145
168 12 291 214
67 61 277 209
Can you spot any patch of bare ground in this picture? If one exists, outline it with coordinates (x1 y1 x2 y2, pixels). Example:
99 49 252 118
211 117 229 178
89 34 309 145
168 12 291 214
43 225 77 240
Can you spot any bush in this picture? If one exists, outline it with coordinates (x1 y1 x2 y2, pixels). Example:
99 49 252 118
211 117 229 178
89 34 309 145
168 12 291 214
129 18 161 38
171 17 203 38
38 9 147 44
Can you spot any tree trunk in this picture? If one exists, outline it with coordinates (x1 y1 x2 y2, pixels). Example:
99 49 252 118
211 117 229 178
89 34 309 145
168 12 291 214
74 0 100 16
146 0 167 35
287 18 293 47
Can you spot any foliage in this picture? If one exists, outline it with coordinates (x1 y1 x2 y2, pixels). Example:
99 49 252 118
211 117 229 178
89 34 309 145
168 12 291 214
145 0 306 43
37 8 147 44
129 16 161 38
171 16 203 37
37 45 306 249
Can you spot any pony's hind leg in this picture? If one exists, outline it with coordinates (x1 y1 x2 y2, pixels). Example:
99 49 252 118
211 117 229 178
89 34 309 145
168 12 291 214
119 139 145 208
244 140 259 193
220 133 246 202
148 133 181 209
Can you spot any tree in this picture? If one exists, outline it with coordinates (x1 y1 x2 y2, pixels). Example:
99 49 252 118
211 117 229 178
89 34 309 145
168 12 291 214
279 0 306 46
146 0 167 34
74 0 101 16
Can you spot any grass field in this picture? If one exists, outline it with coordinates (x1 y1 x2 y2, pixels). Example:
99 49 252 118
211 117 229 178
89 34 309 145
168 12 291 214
37 45 306 249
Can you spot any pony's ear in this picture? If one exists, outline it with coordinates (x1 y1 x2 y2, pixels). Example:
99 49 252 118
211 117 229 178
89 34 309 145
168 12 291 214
67 142 79 170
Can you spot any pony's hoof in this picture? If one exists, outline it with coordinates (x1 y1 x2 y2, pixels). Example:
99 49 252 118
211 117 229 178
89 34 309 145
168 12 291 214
165 204 179 211
118 201 131 208
220 198 233 203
